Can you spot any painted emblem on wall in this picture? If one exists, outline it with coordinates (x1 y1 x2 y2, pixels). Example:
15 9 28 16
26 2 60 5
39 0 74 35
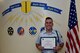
7 27 14 36
1 1 62 27
1 1 62 36
40 27 45 32
2 1 62 16
17 27 24 35
29 26 37 35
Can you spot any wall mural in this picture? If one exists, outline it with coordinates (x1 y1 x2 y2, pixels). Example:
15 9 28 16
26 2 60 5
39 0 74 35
1 0 62 36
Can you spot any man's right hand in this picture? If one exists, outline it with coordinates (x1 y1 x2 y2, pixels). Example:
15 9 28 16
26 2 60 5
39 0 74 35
36 44 44 51
38 46 44 51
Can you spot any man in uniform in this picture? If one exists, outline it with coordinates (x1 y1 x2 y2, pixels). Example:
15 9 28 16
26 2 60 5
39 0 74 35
36 17 64 53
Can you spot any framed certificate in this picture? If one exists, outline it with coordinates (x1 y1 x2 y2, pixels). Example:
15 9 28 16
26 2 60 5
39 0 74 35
40 37 57 50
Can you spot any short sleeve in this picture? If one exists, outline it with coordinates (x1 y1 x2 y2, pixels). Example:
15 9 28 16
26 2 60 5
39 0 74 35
36 35 41 44
57 31 64 44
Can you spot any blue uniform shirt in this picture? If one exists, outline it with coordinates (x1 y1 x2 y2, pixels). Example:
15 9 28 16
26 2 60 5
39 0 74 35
36 30 64 53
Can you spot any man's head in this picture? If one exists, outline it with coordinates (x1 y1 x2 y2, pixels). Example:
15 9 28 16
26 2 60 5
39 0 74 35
45 17 53 31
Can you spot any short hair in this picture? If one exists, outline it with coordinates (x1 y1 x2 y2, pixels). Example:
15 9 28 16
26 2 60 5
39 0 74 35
45 17 53 22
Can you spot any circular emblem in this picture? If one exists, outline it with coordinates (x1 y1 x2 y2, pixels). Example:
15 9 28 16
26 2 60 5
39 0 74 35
17 27 24 35
40 27 45 32
7 27 14 35
29 27 37 35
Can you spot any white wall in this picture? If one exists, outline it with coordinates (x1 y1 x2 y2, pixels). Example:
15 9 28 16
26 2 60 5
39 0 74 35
76 0 80 39
0 0 80 53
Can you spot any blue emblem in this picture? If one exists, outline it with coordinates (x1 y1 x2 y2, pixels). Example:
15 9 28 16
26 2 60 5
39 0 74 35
29 27 37 35
17 27 24 35
40 27 45 32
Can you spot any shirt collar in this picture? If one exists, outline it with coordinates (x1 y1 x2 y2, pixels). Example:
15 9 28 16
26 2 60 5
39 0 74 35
43 29 55 34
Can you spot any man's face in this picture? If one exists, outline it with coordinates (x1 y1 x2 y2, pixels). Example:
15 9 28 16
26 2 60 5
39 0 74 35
45 19 53 30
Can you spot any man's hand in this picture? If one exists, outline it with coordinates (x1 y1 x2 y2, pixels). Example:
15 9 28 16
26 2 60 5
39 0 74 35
53 46 61 51
36 44 44 51
53 43 64 52
38 46 44 51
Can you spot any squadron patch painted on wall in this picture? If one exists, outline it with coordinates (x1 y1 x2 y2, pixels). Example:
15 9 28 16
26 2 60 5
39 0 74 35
40 27 45 32
17 27 24 35
7 27 14 36
29 27 37 35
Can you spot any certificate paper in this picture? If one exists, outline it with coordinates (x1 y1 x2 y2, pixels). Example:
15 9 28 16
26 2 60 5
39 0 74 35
41 37 56 49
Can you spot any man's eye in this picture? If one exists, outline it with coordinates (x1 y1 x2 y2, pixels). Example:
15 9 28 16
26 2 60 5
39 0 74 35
46 22 48 23
49 22 52 23
46 22 52 24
